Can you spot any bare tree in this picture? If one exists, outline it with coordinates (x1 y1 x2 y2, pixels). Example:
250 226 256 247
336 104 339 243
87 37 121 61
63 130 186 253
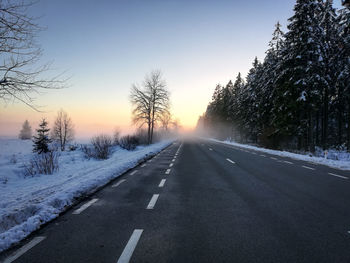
145 70 170 143
0 0 64 110
51 109 74 151
19 119 32 139
159 111 171 131
130 70 170 144
130 84 152 143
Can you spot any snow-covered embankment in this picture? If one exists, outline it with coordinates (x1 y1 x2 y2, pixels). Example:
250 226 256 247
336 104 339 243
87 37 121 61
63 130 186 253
0 139 173 252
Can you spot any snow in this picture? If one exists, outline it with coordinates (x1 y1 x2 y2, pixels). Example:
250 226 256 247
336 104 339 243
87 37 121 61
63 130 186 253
0 138 173 252
209 139 350 170
298 90 307 101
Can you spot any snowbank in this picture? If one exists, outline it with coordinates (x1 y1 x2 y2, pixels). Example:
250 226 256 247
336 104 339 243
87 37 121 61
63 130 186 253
0 139 173 252
210 139 350 171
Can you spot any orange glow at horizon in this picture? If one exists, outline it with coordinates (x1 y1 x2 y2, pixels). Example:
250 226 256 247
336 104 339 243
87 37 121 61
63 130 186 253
0 98 202 139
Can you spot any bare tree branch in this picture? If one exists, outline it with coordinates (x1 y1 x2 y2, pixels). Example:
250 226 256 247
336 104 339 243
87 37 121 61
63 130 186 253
0 0 65 110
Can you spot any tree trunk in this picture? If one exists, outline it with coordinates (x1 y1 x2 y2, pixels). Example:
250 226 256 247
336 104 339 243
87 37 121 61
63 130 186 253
150 106 155 144
316 111 319 146
309 112 315 153
338 104 343 147
322 87 329 150
348 105 350 151
147 119 151 145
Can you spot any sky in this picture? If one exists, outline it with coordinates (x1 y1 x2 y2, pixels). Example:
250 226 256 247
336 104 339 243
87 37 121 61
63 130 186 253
0 0 343 139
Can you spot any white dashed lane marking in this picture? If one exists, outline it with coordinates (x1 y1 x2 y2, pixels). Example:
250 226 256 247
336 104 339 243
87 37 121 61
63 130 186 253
3 237 46 263
165 169 171 175
112 179 126 188
130 170 138 175
159 179 166 187
72 198 98 215
146 194 159 209
328 173 348 180
302 165 315 171
283 161 293 164
226 158 235 164
117 229 143 263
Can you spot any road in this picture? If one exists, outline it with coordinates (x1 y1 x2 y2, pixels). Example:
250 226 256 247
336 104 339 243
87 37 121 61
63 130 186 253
2 139 350 263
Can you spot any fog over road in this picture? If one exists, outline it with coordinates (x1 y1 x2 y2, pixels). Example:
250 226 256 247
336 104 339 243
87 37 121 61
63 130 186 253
2 139 350 263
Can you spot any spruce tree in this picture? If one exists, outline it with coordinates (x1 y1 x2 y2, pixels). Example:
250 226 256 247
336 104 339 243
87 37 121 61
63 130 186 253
275 0 323 151
229 73 245 140
259 22 285 145
19 120 32 140
33 118 52 154
241 57 263 143
337 7 350 150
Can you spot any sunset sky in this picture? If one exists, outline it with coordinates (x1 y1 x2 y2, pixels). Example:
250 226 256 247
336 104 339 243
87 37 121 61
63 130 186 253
0 0 342 139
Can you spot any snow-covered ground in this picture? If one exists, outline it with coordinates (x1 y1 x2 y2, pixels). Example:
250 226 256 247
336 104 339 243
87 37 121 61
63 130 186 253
210 139 350 170
0 138 173 252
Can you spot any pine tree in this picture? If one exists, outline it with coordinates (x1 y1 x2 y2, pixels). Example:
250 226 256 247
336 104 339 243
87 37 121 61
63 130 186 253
229 73 245 140
33 118 52 154
258 22 285 146
18 120 32 140
198 0 350 152
317 0 338 149
337 6 350 150
275 0 323 151
241 57 263 143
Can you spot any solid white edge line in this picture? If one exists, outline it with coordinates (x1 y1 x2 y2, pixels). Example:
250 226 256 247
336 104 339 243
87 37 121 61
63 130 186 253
226 158 235 164
3 236 46 263
112 179 126 188
159 179 166 187
146 194 159 209
117 229 143 263
328 173 348 180
165 169 171 174
130 170 138 176
302 165 315 170
73 198 98 214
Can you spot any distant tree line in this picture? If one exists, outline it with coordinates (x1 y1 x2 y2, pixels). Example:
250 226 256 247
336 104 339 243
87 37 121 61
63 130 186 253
198 0 350 152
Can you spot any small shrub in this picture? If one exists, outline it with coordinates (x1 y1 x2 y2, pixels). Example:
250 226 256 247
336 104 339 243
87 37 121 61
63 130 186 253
0 177 8 184
24 151 59 177
91 134 112 159
81 144 94 159
135 129 149 145
68 144 78 151
119 135 139 150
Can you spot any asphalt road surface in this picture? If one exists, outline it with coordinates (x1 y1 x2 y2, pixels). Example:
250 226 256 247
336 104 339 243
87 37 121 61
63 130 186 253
2 139 350 263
